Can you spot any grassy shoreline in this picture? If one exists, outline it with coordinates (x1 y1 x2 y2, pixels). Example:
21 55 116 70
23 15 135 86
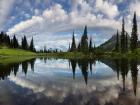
0 48 36 56
0 48 140 61
38 51 140 59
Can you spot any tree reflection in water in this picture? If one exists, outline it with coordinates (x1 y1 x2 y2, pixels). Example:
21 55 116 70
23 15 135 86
69 58 139 96
0 58 139 96
0 58 36 80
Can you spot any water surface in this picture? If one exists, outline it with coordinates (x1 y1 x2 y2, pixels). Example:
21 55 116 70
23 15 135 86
0 58 139 105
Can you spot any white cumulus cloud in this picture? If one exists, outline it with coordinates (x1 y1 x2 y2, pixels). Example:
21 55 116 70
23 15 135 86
95 0 119 18
6 0 140 50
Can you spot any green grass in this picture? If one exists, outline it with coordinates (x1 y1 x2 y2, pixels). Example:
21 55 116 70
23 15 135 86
0 48 36 64
38 52 102 59
1 47 140 60
0 48 35 56
37 48 140 59
101 48 140 59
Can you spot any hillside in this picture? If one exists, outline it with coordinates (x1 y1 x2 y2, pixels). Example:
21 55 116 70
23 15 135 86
99 35 133 51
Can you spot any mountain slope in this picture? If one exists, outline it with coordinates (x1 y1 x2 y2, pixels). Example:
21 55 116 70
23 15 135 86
99 35 132 51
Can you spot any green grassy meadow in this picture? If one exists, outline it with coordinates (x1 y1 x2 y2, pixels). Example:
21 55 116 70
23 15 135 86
0 48 35 56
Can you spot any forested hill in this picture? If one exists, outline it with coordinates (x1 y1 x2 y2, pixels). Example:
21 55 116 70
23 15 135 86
99 35 140 51
99 35 131 51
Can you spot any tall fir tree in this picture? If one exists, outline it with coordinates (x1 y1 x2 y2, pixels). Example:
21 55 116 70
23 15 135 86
125 32 128 52
22 36 28 50
4 34 11 47
21 37 24 49
6 35 11 47
70 31 76 51
80 26 88 52
12 35 19 48
115 30 119 52
120 17 126 53
29 37 35 52
89 36 93 52
130 12 138 52
0 32 4 43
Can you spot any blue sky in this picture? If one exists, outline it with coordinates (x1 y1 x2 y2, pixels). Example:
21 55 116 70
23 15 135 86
0 0 140 50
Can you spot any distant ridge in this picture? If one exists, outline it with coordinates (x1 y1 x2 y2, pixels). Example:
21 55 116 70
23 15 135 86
98 34 135 51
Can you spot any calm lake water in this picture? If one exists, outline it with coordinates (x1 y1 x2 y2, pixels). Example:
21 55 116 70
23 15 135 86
0 58 140 105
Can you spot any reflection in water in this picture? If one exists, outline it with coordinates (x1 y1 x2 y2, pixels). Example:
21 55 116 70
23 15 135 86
69 59 96 84
102 58 139 96
130 59 138 96
69 58 139 96
0 58 139 105
0 58 36 80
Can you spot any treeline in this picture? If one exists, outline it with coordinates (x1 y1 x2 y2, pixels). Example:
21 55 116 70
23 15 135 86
68 26 96 53
36 46 63 53
0 32 36 52
115 12 138 53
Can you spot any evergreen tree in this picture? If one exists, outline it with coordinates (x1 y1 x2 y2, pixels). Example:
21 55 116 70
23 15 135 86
0 32 5 44
130 12 138 52
70 31 76 51
93 44 96 53
77 42 81 52
89 36 93 52
24 36 28 50
68 42 71 52
6 35 11 46
115 30 119 52
120 18 126 53
29 37 35 52
125 32 128 52
22 36 28 50
44 45 47 53
0 31 4 44
12 35 19 48
0 32 3 44
80 26 89 52
21 37 24 49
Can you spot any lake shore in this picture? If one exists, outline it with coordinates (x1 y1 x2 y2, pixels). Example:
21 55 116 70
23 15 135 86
37 51 140 59
0 48 140 62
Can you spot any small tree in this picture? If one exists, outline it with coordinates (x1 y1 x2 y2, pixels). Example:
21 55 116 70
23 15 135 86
44 45 47 53
77 42 81 52
89 36 93 52
93 44 96 53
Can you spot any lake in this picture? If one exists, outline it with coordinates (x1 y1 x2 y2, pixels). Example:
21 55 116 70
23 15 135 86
0 58 139 105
